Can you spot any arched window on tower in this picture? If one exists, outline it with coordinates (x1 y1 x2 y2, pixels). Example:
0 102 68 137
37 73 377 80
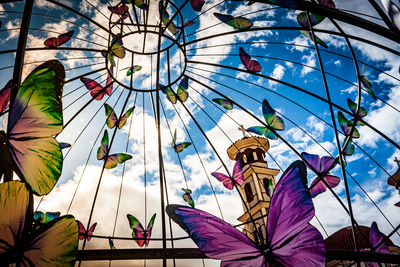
263 178 272 197
246 152 254 163
244 183 254 202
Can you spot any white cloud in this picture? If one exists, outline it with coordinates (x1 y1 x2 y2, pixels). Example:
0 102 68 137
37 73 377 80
268 64 285 88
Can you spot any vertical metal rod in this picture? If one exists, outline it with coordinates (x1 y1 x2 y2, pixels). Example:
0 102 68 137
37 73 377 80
156 2 167 266
305 11 361 266
10 0 34 108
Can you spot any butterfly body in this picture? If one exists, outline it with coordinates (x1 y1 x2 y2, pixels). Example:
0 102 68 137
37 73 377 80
127 213 156 247
97 130 132 169
211 161 244 190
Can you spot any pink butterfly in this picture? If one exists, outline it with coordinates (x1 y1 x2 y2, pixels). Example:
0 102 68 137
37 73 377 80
127 214 156 247
0 80 12 114
211 161 244 190
108 4 128 15
81 68 113 100
239 47 262 73
44 30 74 48
77 220 97 241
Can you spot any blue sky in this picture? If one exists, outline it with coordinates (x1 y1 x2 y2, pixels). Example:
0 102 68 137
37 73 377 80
0 0 400 265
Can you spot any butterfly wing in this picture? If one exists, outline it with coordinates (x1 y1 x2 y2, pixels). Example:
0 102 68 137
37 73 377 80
297 12 325 28
97 130 109 160
59 142 71 149
118 106 135 129
267 161 326 266
318 0 335 8
174 142 192 153
232 160 244 186
183 192 195 208
239 47 261 72
184 20 195 27
81 77 105 100
347 98 367 118
76 220 86 240
214 13 253 30
0 181 29 255
145 213 156 246
114 12 129 24
262 99 285 131
172 129 177 148
161 86 177 104
108 4 128 15
0 80 12 113
360 75 376 100
211 172 234 190
109 237 116 249
212 98 233 110
44 37 59 47
367 222 389 267
178 77 189 91
177 87 188 102
23 215 78 266
247 126 278 140
300 30 328 48
105 67 113 96
104 104 118 129
86 223 97 241
190 0 205 12
127 214 145 247
105 153 132 169
309 175 340 198
7 60 64 196
57 30 74 46
342 137 355 156
159 2 177 35
166 205 263 264
41 212 61 224
301 152 323 173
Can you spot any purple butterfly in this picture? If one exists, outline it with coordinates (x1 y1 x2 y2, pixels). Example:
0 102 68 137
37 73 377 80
167 161 326 266
239 47 262 73
190 0 205 12
301 152 340 198
364 222 390 267
211 161 244 190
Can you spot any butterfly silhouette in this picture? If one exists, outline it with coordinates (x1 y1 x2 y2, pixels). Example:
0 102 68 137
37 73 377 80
172 129 192 153
301 152 340 198
127 213 156 247
0 181 78 265
212 98 233 110
44 30 74 47
182 188 195 208
167 161 326 266
214 13 253 30
104 104 134 129
247 99 285 140
0 60 64 196
211 160 244 190
239 47 262 73
77 220 97 241
81 67 114 100
97 130 132 169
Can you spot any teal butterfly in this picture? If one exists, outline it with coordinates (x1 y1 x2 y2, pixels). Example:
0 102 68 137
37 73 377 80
347 98 367 127
97 130 132 169
160 78 189 104
247 99 285 140
337 111 360 138
159 1 177 35
172 129 192 153
182 188 195 208
212 98 233 110
104 104 134 129
127 65 142 76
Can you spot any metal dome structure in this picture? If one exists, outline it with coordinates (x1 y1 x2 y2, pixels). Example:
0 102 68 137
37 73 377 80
0 0 400 266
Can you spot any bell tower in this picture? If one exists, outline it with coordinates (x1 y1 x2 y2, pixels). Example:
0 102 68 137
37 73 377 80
227 127 279 242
